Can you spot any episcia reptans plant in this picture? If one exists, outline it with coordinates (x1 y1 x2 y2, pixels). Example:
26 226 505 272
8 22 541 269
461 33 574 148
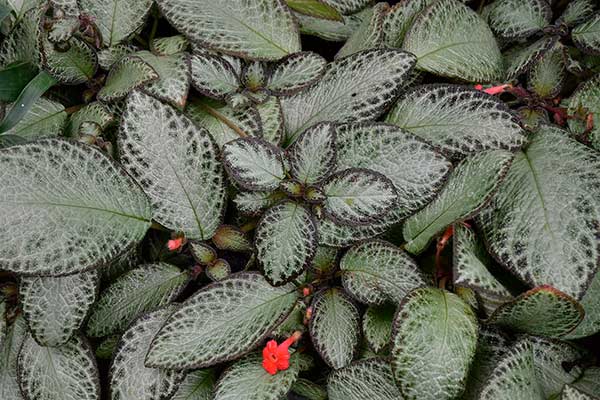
0 0 600 399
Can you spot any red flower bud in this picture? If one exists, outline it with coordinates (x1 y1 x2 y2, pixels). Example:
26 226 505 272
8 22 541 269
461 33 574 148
167 237 184 251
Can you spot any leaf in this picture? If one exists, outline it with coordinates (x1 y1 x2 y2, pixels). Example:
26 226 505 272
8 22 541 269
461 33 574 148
284 0 342 21
320 0 370 14
79 0 153 47
558 0 596 27
391 287 479 400
504 37 557 80
403 0 503 81
95 335 120 360
189 53 241 101
152 35 189 56
212 225 252 252
281 49 416 144
0 139 151 275
234 190 284 216
20 270 99 347
487 286 584 338
1 97 67 141
340 240 426 305
18 334 100 400
478 125 600 299
171 369 216 400
0 300 5 347
156 0 300 60
309 288 360 369
97 44 138 70
568 367 600 399
119 90 226 239
266 52 326 96
0 316 27 400
136 51 191 108
335 3 386 59
362 304 394 353
328 358 403 400
97 56 159 102
403 150 513 254
146 273 298 369
86 263 188 337
222 137 286 191
385 84 527 160
568 73 600 150
562 385 596 400
0 6 42 68
382 0 436 48
41 37 98 85
110 305 185 400
322 168 398 226
291 379 327 400
255 201 318 285
206 259 231 281
528 44 566 99
296 11 363 42
486 0 551 40
214 353 300 400
0 61 38 102
566 269 600 338
286 122 336 185
66 102 114 137
573 14 600 55
256 96 283 145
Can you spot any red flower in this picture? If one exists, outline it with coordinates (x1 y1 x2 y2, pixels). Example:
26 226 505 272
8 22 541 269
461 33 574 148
167 237 184 251
262 331 302 375
474 83 512 95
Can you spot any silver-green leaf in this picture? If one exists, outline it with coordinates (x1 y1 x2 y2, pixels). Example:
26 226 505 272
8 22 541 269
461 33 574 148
136 51 191 108
171 369 215 400
267 51 327 96
286 122 336 185
486 0 551 40
97 56 159 103
573 14 600 55
362 304 395 353
328 358 403 400
0 316 27 400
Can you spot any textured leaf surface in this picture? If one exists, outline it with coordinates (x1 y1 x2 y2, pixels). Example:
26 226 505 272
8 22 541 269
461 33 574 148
97 56 159 102
189 53 240 100
66 102 113 137
18 334 100 400
110 305 185 400
296 11 363 41
309 288 360 369
286 122 336 185
86 263 188 337
171 369 215 400
79 0 153 47
0 139 151 275
478 126 600 299
362 304 394 353
403 0 503 81
222 137 285 191
285 0 342 21
152 35 189 56
119 91 226 239
281 49 416 144
146 273 298 369
256 96 283 145
382 0 435 48
2 97 66 141
136 51 190 108
340 240 426 305
562 385 596 400
328 358 403 400
156 0 300 60
214 353 299 400
573 14 600 55
487 286 584 338
321 0 369 14
569 367 600 399
0 316 27 400
323 168 398 225
20 270 99 347
566 269 600 338
391 288 478 400
504 37 556 80
386 84 526 159
0 7 41 68
404 150 513 254
336 3 386 59
486 0 551 40
41 37 97 85
255 201 318 285
267 52 326 96
528 44 566 99
568 74 600 150
291 379 327 400
559 0 596 27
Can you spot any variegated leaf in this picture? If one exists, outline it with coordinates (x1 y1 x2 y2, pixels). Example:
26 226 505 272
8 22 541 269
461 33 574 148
562 385 596 400
335 3 386 59
309 288 360 369
487 286 584 338
189 53 241 100
0 139 151 275
20 270 99 347
97 56 159 103
234 190 283 216
328 358 403 400
256 96 283 145
156 0 300 60
528 44 566 99
97 44 138 70
110 305 185 400
145 273 298 369
206 259 231 282
296 11 363 42
382 0 436 48
391 287 479 400
286 122 336 185
362 304 394 353
486 0 551 40
255 201 318 285
322 168 398 226
340 240 426 305
119 90 226 239
284 0 342 21
151 35 189 56
566 269 600 339
214 353 300 400
403 0 503 81
568 367 600 399
568 73 600 150
478 125 600 300
321 0 370 14
222 137 285 191
41 37 98 85
0 316 27 400
79 0 153 47
504 37 557 80
212 225 252 252
1 97 66 141
171 369 215 400
95 335 119 360
0 6 42 68
291 379 327 400
136 51 190 108
558 0 596 27
281 49 416 144
386 84 527 160
266 52 326 96
573 14 600 55
66 102 114 137
86 263 188 337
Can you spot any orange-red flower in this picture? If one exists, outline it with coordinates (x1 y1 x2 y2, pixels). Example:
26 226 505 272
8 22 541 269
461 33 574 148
474 83 512 96
262 331 302 375
167 237 184 251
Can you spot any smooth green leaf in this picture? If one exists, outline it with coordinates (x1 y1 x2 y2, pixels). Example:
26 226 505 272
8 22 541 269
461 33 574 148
41 37 98 85
362 304 395 353
97 56 159 102
335 3 386 59
568 74 600 150
1 97 67 141
0 61 37 102
573 14 600 55
285 0 342 21
486 0 551 40
267 51 326 96
135 51 190 108
171 370 215 400
286 122 336 185
0 316 27 400
328 358 403 400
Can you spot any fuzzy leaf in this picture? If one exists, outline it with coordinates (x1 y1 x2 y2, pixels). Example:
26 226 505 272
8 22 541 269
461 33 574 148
66 102 114 137
335 3 386 59
214 353 300 400
41 37 97 85
189 53 241 100
20 270 99 347
486 0 551 40
292 379 327 400
1 97 67 141
79 0 153 47
256 96 284 145
362 304 394 353
562 385 595 400
403 150 513 254
309 288 360 369
286 122 336 185
0 6 42 68
0 139 151 275
403 0 503 81
145 273 298 370
152 35 189 56
320 0 370 14
156 0 300 60
222 137 286 191
568 367 600 398
504 37 557 80
382 0 435 48
119 91 226 239
340 240 426 305
573 14 600 55
566 269 600 338
568 73 600 150
97 44 138 70
284 0 342 21
86 263 188 337
386 84 527 159
97 56 159 102
136 51 190 108
0 316 27 400
172 369 215 400
559 0 596 27
267 52 326 96
391 288 479 400
328 358 403 400
296 11 363 41
281 49 416 144
255 201 318 285
478 126 600 299
528 44 566 99
323 168 398 225
110 305 185 400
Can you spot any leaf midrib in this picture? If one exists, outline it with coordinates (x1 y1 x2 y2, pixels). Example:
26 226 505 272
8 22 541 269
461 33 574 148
2 200 150 222
522 151 556 241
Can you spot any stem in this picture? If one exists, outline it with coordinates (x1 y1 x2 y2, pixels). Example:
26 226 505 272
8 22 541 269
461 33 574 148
64 104 85 115
148 11 159 53
240 221 257 233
